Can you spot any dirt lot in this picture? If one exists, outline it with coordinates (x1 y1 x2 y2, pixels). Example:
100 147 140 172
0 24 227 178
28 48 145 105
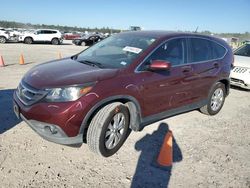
0 42 249 188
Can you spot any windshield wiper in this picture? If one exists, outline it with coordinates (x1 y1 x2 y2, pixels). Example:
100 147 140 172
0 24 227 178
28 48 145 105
77 59 103 68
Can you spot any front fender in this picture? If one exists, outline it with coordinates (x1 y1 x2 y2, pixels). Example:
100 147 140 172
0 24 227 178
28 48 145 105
78 95 142 135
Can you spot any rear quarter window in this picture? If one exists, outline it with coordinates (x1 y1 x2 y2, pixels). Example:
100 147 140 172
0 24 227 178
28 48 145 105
211 41 227 59
189 38 227 63
190 38 213 62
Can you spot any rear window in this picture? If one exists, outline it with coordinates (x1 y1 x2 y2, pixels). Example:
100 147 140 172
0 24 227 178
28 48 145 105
189 38 226 63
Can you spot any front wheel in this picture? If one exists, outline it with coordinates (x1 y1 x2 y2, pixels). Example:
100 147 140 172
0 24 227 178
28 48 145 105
200 82 226 115
87 102 130 157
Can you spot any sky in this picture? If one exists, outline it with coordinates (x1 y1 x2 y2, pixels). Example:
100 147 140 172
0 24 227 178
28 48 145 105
1 0 250 33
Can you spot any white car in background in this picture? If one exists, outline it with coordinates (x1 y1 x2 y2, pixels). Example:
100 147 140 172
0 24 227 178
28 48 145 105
230 43 250 90
18 29 63 45
0 29 10 43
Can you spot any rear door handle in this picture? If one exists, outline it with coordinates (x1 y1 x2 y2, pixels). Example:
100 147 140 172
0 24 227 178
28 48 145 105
213 62 219 68
182 65 192 74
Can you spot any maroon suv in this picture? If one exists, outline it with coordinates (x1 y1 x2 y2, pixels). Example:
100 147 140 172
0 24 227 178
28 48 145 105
13 31 233 157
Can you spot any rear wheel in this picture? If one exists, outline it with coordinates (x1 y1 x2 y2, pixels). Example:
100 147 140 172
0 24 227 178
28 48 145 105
51 38 59 45
0 36 7 43
200 82 226 115
87 102 130 157
24 37 33 44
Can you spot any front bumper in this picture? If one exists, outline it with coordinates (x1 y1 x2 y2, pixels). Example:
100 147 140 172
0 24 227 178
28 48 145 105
230 72 250 90
59 38 63 44
230 78 250 90
13 88 91 138
20 113 83 145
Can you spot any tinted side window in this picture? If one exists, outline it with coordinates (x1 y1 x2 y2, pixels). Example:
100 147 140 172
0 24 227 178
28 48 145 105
40 30 46 34
44 30 52 34
190 38 213 62
234 44 250 57
144 38 186 68
211 41 227 59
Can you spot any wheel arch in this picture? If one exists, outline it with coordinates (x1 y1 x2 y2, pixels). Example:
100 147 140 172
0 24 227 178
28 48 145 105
218 78 230 96
24 36 33 40
24 36 33 43
51 37 60 44
79 95 142 140
51 37 59 41
0 35 7 43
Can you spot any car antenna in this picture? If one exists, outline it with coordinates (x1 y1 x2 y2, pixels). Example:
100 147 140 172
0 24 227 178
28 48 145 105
194 26 199 33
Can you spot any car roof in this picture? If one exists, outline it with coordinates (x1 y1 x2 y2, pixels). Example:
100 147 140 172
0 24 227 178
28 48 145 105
118 30 220 40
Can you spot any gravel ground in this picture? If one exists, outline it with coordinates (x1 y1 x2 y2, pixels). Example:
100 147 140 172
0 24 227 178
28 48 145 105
0 42 249 188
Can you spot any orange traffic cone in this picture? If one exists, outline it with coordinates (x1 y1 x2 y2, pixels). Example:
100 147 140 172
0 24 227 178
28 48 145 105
58 52 62 59
0 55 5 67
19 54 25 65
157 130 173 166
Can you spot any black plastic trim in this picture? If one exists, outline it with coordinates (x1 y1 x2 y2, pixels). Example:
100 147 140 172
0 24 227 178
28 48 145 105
140 99 207 129
79 95 142 135
20 114 83 145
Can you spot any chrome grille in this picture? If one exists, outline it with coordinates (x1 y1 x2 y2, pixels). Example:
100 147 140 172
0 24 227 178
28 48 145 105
16 81 47 105
232 66 248 73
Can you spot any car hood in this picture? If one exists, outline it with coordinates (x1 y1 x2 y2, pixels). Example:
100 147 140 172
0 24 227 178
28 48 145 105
234 55 250 68
23 58 119 89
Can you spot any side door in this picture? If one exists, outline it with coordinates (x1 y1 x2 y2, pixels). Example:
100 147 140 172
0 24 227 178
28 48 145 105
137 38 195 117
187 38 222 102
33 30 43 41
34 30 48 41
42 30 53 42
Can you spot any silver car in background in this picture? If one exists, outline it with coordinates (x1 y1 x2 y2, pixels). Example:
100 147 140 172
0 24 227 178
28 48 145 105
230 43 250 90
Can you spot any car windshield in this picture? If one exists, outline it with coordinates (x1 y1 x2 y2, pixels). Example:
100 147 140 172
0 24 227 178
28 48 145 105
234 44 250 57
76 34 156 68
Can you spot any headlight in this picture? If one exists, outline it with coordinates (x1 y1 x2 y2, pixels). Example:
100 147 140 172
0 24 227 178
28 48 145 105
45 84 94 102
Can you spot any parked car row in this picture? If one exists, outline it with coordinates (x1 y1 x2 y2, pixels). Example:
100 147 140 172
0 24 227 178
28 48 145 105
18 29 63 45
0 28 108 46
0 28 63 45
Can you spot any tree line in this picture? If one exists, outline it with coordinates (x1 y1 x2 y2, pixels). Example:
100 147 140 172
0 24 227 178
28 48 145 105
0 20 121 33
0 20 249 40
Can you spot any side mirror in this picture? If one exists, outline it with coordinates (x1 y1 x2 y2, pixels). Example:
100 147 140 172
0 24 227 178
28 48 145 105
149 60 171 71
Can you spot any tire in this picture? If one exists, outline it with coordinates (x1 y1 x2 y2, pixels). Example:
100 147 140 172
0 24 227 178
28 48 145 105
0 36 7 43
51 38 59 45
81 41 86 46
87 102 130 157
24 37 33 44
200 82 226 115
